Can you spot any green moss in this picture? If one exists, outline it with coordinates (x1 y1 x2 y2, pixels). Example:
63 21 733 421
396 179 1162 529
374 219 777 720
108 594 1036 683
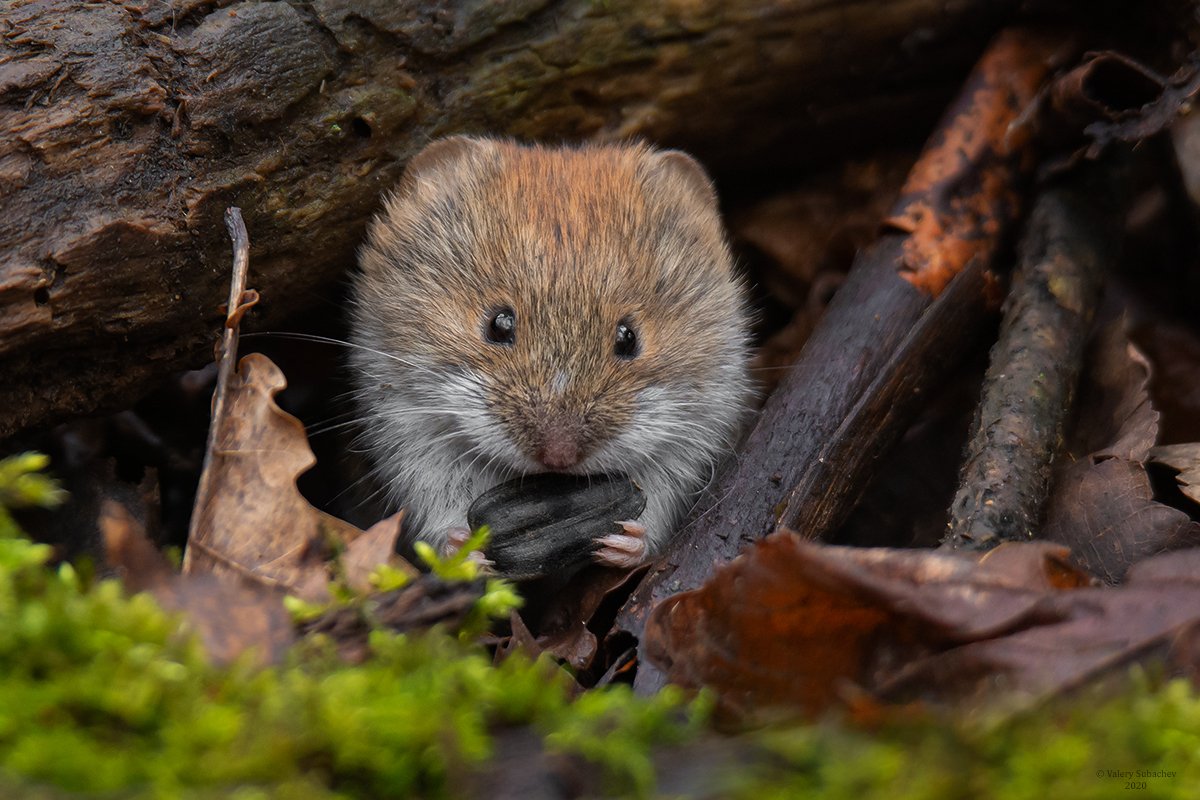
710 673 1200 799
2 454 1199 798
0 455 693 798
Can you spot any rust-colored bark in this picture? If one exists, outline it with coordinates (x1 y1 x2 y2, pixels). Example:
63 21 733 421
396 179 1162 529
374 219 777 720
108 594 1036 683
886 29 1062 295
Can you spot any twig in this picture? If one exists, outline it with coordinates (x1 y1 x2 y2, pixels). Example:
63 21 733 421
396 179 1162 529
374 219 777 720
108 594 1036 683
943 170 1120 550
183 208 255 570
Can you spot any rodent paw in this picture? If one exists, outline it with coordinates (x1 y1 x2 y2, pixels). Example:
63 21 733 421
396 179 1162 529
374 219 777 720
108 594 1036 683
444 527 472 553
594 520 648 568
442 527 494 571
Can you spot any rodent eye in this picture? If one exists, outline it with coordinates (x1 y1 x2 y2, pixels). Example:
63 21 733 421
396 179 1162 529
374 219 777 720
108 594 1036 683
614 319 638 359
486 307 516 346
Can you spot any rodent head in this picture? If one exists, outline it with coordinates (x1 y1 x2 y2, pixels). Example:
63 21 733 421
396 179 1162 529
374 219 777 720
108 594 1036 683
352 137 750 485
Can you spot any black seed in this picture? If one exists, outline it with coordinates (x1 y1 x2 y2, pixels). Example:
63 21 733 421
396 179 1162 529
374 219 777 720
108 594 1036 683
468 473 646 580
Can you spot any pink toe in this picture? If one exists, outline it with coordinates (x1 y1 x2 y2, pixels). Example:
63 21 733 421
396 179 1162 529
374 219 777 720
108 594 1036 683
615 519 647 538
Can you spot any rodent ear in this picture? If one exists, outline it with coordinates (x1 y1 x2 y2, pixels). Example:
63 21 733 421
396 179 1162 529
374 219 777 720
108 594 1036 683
395 135 490 197
645 148 719 209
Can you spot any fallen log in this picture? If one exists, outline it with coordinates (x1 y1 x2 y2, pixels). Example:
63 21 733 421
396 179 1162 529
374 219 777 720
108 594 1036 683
616 29 1073 693
0 0 1018 438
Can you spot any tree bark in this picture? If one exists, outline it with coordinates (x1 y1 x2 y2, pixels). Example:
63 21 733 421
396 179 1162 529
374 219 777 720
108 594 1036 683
0 0 1018 438
942 174 1116 551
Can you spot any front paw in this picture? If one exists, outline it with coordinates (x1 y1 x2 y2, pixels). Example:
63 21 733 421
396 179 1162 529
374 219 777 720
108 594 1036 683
593 519 648 568
442 526 494 570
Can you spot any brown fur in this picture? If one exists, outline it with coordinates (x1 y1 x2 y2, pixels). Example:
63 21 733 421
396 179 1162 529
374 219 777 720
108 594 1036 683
350 137 751 556
358 138 739 465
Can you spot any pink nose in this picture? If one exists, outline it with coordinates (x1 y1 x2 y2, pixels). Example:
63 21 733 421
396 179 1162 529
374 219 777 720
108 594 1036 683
537 436 580 470
535 415 583 469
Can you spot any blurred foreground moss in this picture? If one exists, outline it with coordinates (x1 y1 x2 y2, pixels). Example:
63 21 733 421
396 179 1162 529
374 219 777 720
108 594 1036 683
720 673 1200 800
1 454 1199 798
0 455 698 797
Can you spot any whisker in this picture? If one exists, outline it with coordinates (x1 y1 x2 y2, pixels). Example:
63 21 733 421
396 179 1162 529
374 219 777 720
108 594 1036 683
242 331 477 379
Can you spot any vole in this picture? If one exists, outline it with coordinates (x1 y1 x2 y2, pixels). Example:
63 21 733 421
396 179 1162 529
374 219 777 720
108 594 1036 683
349 136 751 568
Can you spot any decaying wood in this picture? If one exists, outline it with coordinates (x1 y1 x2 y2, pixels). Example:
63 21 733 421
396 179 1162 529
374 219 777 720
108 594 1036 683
617 29 1071 693
1052 51 1200 158
0 0 1019 439
943 174 1117 551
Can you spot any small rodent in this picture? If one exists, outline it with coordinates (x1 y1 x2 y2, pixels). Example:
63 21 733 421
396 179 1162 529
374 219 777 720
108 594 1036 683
349 136 751 567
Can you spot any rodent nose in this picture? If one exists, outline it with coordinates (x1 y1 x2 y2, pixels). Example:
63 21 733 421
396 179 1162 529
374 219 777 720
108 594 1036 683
536 437 580 470
535 420 582 470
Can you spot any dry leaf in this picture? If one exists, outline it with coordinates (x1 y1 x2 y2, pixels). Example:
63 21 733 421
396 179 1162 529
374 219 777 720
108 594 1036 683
1044 457 1200 584
184 352 369 602
1149 443 1200 506
878 549 1200 709
645 531 1200 721
1136 318 1200 443
1066 319 1158 463
1043 317 1200 582
101 500 294 666
513 565 644 675
101 499 177 592
340 513 411 594
644 532 1089 720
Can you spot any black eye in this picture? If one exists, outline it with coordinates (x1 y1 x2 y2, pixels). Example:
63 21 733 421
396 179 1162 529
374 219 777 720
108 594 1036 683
486 307 516 345
614 319 638 359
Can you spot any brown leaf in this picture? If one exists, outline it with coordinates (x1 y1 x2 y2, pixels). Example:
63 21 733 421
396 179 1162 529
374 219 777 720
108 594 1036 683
100 499 175 591
644 532 1088 720
1065 319 1158 463
1043 317 1200 582
499 610 544 662
519 565 645 675
646 533 1200 720
1125 546 1200 585
879 549 1200 708
184 352 363 602
1044 457 1198 585
101 499 295 666
340 512 411 595
1149 443 1200 506
150 572 297 667
1135 318 1200 443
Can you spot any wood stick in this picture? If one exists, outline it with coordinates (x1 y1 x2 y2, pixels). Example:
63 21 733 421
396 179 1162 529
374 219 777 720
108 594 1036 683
942 173 1118 550
615 29 1073 693
182 208 254 571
